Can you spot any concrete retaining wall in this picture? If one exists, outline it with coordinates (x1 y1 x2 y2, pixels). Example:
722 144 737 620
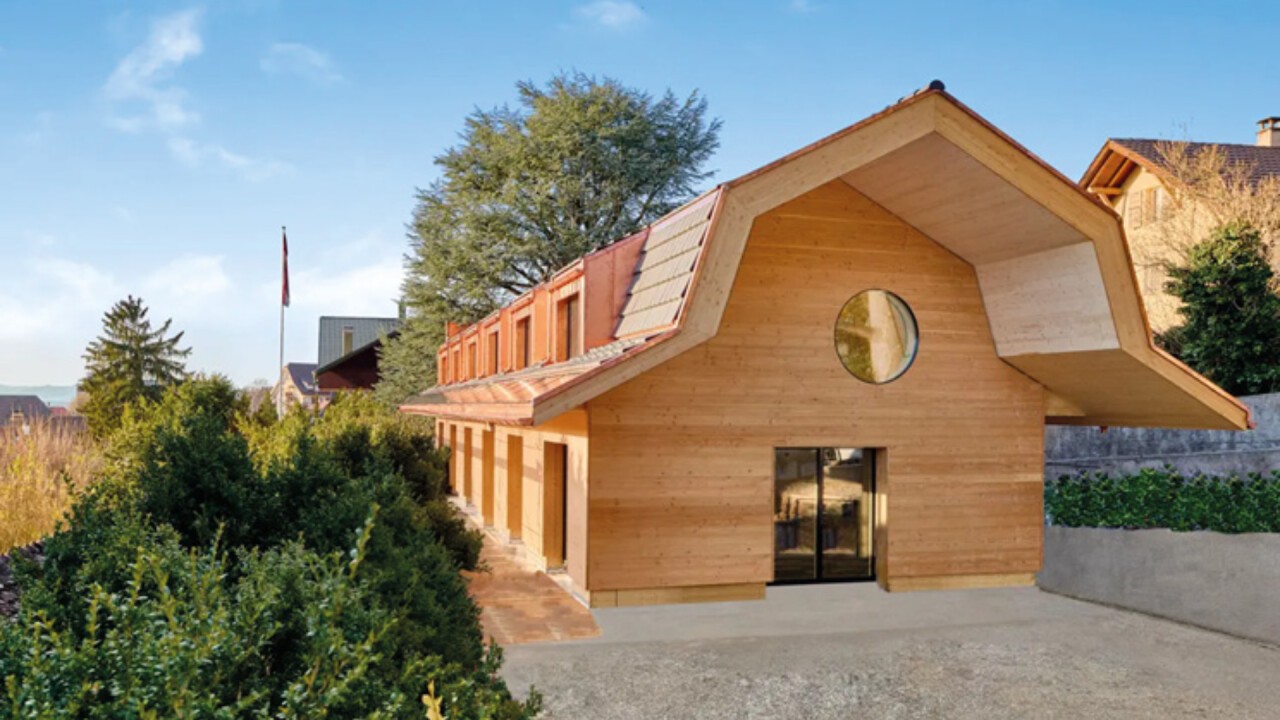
1045 392 1280 481
1038 525 1280 646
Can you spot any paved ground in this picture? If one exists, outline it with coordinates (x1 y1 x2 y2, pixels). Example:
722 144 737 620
457 501 599 646
501 583 1280 719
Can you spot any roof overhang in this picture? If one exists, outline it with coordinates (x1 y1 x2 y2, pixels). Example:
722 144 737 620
1080 139 1175 194
409 88 1249 431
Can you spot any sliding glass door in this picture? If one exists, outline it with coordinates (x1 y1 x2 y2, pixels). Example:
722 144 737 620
773 448 875 583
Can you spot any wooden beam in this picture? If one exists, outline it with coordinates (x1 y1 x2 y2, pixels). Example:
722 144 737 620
883 573 1035 592
589 583 766 608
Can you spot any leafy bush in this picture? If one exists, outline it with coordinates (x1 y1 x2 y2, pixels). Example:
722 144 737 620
4 515 405 717
3 380 533 718
1046 466 1280 533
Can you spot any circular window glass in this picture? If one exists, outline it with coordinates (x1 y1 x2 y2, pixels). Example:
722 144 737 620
834 290 919 384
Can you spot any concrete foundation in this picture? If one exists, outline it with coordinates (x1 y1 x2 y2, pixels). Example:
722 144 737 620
1038 525 1280 646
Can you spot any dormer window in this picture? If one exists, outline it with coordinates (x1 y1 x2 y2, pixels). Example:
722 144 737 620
488 329 500 374
515 317 531 370
341 325 354 355
556 294 582 361
467 341 478 379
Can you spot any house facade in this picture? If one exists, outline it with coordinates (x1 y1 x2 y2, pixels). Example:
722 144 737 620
318 316 400 368
273 362 330 413
403 84 1250 608
1079 118 1280 331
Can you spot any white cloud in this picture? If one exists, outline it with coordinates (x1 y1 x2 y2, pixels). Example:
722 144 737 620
102 8 291 182
260 42 343 84
0 239 401 385
104 8 204 132
572 0 647 30
168 136 293 181
143 255 232 309
284 258 404 316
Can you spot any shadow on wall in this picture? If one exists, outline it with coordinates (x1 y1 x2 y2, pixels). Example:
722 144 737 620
1045 392 1280 480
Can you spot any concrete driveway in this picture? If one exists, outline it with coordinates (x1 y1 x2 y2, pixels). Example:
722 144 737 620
501 584 1280 719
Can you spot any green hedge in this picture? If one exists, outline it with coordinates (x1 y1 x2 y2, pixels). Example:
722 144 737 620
2 379 536 719
1046 467 1280 533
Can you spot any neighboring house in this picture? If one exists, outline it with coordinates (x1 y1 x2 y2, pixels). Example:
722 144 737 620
272 362 331 412
316 329 399 392
402 84 1249 608
1079 117 1280 331
317 316 400 368
0 395 52 432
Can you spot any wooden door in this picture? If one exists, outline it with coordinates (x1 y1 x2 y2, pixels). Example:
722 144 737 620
543 441 568 567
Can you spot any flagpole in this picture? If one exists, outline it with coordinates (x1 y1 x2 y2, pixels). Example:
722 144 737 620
277 225 287 417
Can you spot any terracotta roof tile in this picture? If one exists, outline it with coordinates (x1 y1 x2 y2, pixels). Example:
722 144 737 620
1111 139 1280 184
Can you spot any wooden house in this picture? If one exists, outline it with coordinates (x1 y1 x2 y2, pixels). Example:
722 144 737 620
402 83 1250 608
1080 120 1280 331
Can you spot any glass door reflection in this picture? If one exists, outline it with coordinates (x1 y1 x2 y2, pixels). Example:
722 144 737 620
773 448 875 583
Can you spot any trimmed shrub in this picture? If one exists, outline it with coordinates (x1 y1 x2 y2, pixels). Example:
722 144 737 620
3 379 534 718
1046 467 1280 533
3 515 404 717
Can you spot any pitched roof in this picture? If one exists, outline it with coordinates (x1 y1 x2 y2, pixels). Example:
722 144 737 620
0 395 51 426
613 193 717 337
1081 138 1280 189
284 363 322 395
404 85 1249 431
318 317 400 367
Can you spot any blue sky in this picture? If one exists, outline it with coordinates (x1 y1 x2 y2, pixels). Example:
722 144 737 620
2 0 1277 387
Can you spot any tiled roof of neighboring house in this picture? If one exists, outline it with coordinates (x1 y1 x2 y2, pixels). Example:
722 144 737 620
1082 138 1280 189
0 395 51 426
285 363 322 396
318 317 400 368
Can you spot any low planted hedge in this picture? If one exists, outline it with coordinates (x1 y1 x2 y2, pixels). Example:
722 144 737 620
1045 467 1280 533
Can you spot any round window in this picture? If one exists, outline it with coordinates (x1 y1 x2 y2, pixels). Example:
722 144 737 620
834 290 919 384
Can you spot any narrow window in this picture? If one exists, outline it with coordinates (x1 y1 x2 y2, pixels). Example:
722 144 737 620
558 294 582 361
467 342 477 379
515 317 531 370
341 326 354 355
439 355 448 384
488 330 500 374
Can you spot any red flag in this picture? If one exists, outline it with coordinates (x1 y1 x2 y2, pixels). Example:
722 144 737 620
281 227 290 308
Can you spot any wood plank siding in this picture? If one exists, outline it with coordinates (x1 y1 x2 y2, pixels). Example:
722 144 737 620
585 180 1046 593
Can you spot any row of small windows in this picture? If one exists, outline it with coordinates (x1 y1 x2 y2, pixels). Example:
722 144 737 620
440 294 580 384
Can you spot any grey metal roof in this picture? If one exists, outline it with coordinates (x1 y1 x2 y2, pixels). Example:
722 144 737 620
316 329 399 375
0 395 51 427
317 317 400 367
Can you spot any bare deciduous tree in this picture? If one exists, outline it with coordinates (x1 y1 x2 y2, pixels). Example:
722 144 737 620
1150 141 1280 264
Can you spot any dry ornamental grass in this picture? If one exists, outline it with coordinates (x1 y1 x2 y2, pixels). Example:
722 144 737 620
0 421 102 553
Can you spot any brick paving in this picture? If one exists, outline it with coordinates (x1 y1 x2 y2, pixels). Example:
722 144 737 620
463 531 600 646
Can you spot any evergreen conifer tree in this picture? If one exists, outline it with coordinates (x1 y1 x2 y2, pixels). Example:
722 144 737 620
81 295 191 436
1159 222 1280 395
